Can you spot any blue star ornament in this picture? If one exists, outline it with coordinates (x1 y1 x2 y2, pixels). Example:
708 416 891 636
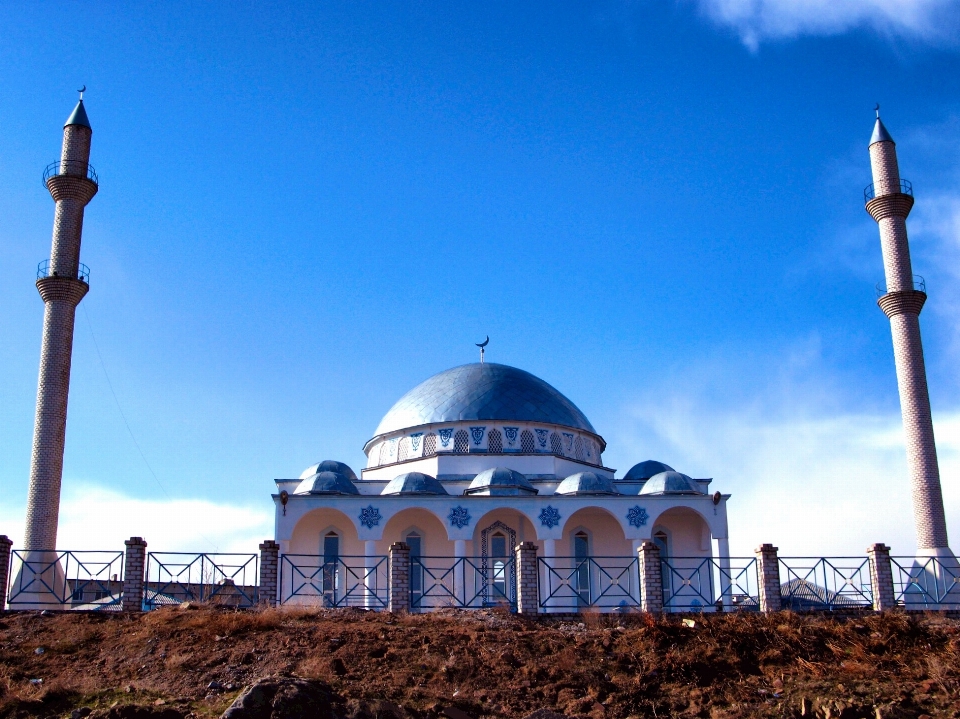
359 505 382 529
539 506 561 529
627 506 649 528
448 506 471 529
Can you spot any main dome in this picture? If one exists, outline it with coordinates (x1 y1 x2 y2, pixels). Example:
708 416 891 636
373 363 596 437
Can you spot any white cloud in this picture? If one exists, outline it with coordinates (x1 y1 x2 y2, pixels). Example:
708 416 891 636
0 485 272 554
689 0 960 50
615 371 960 558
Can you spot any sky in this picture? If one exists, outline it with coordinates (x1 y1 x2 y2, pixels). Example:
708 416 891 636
2 1 960 557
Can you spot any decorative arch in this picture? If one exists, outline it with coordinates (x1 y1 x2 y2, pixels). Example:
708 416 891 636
422 433 437 457
487 428 503 453
574 436 585 461
397 437 410 462
550 432 564 456
454 429 469 453
520 430 535 453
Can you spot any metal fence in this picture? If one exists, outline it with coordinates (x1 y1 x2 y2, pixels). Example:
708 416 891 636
538 556 640 611
411 556 516 611
7 550 124 611
279 555 388 608
144 552 259 609
777 557 873 611
663 557 759 612
892 556 960 609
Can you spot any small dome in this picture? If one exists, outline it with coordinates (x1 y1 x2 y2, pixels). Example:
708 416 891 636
294 470 360 495
638 471 702 496
465 467 538 496
555 472 618 496
382 472 448 496
623 460 675 481
299 460 358 481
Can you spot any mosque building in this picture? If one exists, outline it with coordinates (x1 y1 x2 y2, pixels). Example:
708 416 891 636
272 361 730 608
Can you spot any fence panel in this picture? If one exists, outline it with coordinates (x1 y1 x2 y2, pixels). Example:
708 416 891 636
7 550 124 611
891 556 960 609
279 555 387 608
778 557 873 611
412 556 516 611
538 556 640 612
662 557 759 612
145 553 259 609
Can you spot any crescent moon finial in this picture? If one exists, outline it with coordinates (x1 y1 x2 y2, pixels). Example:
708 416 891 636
78 85 86 99
475 336 489 348
874 103 880 118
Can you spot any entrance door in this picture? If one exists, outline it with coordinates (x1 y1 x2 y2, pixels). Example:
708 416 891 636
480 521 517 607
406 532 423 609
574 531 590 606
322 532 340 606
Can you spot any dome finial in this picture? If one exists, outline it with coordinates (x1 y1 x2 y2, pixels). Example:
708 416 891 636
475 336 489 364
78 85 86 100
875 102 880 119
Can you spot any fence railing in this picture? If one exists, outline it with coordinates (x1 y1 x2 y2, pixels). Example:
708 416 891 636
144 552 259 609
412 556 516 611
538 556 640 611
279 555 388 608
7 550 124 610
778 557 873 611
43 159 98 186
663 557 759 612
876 274 925 298
892 556 960 609
864 178 912 203
37 259 90 283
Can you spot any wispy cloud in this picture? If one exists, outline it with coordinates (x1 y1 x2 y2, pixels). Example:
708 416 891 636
688 0 960 50
0 485 272 554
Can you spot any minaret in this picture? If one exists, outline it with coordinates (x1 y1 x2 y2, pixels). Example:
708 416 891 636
865 108 950 556
22 93 97 552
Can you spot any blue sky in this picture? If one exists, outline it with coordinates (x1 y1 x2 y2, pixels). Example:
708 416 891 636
2 1 960 555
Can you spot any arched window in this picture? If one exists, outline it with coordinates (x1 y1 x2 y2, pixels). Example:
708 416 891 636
454 429 469 453
406 532 423 609
520 430 535 453
487 428 502 453
322 532 340 606
397 437 410 462
422 433 437 457
377 442 389 466
574 531 590 605
550 432 564 456
574 436 585 461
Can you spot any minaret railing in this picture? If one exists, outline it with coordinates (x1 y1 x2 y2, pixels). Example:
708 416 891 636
876 274 925 298
37 259 90 283
864 178 912 203
42 160 98 186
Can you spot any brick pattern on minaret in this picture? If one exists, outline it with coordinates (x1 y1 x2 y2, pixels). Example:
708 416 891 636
23 99 97 552
866 114 949 551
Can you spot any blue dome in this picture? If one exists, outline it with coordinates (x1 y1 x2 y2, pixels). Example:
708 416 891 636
381 472 448 496
373 363 596 436
638 471 702 496
555 472 618 496
465 467 538 496
299 460 357 481
623 460 674 481
294 470 360 495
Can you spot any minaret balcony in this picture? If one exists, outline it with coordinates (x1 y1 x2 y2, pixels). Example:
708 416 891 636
876 275 927 318
864 178 912 203
37 259 90 284
43 160 98 186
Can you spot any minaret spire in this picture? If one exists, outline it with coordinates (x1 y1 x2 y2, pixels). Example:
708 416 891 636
865 109 950 555
22 94 98 555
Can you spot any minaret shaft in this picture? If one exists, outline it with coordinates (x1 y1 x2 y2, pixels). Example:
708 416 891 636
868 120 949 552
22 105 95 552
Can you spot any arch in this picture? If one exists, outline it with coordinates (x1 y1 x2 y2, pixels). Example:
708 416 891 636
520 429 535 453
422 433 437 457
559 506 630 556
652 506 712 556
487 428 503 453
550 432 563 456
376 442 387 466
454 429 469 453
289 507 361 555
397 437 410 463
574 436 585 461
376 507 450 556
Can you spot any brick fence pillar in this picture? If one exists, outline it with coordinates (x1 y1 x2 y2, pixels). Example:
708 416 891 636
755 544 781 613
867 543 896 611
638 540 663 613
515 541 539 614
0 536 12 611
259 540 280 607
122 537 147 612
388 542 410 613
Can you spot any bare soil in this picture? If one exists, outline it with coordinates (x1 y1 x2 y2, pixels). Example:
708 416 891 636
1 607 959 718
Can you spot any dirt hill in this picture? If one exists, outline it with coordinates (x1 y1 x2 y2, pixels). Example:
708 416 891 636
1 607 958 718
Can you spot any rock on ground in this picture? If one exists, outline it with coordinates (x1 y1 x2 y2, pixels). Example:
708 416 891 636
221 677 342 719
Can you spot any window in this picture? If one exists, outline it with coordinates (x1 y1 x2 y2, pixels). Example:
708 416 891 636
454 429 469 453
397 437 410 462
407 532 423 609
520 430 535 453
487 428 502 453
423 433 437 457
574 532 590 605
574 436 585 461
653 530 671 601
491 533 508 601
323 532 340 606
377 442 388 466
550 432 563 456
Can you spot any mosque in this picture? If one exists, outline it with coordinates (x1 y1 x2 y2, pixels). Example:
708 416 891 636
272 360 730 608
